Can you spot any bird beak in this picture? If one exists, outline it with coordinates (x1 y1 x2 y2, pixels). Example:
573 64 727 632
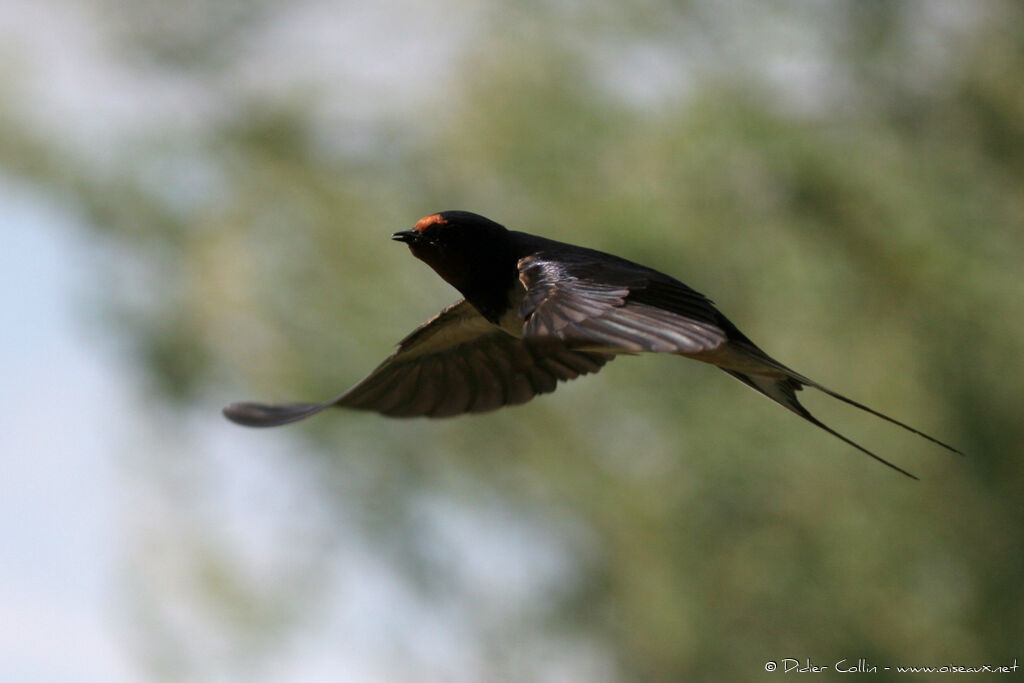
392 230 417 244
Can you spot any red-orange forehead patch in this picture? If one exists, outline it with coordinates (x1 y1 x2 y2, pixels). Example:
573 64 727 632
413 213 447 232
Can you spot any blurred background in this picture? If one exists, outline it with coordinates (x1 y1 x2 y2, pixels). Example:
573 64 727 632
2 1 1023 681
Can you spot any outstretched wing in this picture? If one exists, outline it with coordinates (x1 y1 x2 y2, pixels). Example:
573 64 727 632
223 299 613 426
518 252 736 354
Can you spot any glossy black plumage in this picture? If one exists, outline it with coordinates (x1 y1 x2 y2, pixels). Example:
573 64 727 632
224 210 964 478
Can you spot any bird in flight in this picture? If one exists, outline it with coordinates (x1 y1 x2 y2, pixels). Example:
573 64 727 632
224 210 963 478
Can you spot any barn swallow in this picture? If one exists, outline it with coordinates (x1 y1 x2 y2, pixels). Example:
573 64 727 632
224 210 964 478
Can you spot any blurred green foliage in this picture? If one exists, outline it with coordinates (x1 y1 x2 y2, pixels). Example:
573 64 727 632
4 1 1023 680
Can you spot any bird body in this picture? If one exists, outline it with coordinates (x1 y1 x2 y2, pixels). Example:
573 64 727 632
224 211 963 478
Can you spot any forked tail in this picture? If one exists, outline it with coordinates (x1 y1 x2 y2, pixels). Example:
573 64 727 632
723 368 963 480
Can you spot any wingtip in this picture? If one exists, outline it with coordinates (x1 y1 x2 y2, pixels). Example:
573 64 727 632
222 402 273 427
222 401 328 427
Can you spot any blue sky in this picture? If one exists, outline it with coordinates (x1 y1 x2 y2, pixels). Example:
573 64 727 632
1 181 136 681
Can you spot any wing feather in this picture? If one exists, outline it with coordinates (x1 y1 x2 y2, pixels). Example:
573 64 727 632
223 299 613 425
518 255 730 354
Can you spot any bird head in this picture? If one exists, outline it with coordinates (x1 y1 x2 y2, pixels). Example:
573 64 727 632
392 211 513 293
